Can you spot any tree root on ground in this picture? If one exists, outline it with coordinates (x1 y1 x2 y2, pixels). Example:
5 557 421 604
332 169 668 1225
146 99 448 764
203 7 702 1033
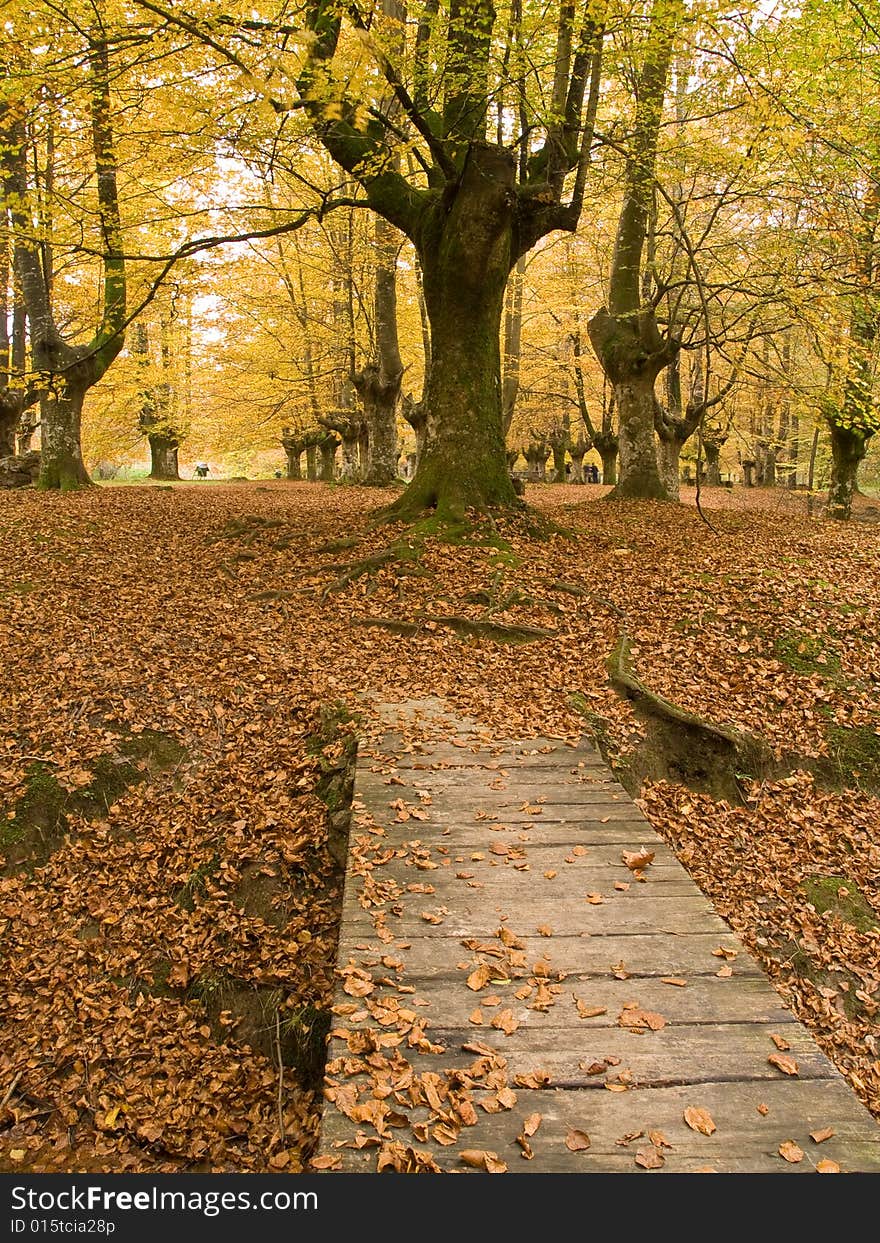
602 632 772 804
351 614 556 645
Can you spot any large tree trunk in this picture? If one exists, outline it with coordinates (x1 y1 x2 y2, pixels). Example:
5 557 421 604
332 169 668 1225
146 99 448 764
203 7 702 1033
305 443 318 481
826 424 869 520
402 395 428 470
656 432 685 501
339 433 360 481
704 440 722 486
39 386 91 490
319 436 338 481
566 440 586 482
386 146 520 521
285 447 302 480
148 434 180 480
0 401 19 457
354 365 399 485
600 369 669 499
593 431 618 486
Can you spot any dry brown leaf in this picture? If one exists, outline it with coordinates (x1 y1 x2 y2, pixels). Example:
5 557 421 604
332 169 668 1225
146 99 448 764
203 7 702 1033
778 1140 804 1164
622 849 655 871
816 1159 841 1173
634 1146 665 1169
768 1053 799 1076
660 977 687 987
810 1127 835 1144
466 964 491 992
522 1112 542 1137
770 1032 791 1051
565 1128 591 1152
460 1149 507 1173
684 1106 717 1136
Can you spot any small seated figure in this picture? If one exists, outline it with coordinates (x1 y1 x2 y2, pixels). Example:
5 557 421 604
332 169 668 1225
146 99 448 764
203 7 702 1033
194 462 210 479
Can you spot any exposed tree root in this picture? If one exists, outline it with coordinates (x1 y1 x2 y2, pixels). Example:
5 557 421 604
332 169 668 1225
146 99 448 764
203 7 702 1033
351 614 556 645
604 632 772 803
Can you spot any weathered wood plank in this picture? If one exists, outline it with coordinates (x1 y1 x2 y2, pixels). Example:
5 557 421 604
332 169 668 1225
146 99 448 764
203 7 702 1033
321 1080 880 1173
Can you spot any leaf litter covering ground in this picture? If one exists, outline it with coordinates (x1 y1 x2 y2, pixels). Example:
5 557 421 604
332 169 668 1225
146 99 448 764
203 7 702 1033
0 481 877 1172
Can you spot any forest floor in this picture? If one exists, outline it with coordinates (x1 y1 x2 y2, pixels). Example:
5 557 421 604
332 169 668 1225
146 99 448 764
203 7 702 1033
0 480 878 1173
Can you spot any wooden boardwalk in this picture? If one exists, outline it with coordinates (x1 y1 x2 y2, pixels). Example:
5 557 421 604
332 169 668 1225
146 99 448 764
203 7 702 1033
317 699 880 1173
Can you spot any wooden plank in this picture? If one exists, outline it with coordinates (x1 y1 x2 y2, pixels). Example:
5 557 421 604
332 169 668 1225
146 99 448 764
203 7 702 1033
342 893 728 938
341 931 764 978
342 973 795 1025
321 1079 880 1173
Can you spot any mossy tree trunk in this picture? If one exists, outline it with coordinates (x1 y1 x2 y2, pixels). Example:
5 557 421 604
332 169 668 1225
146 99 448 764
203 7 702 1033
597 436 618 485
305 442 318 481
588 0 682 501
702 435 723 485
402 395 427 469
824 182 878 521
827 423 871 520
386 146 522 521
319 434 339 481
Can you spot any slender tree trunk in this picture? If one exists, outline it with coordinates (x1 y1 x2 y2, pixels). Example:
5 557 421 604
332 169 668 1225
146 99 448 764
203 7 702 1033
148 434 180 480
807 425 820 492
501 254 525 436
39 386 91 490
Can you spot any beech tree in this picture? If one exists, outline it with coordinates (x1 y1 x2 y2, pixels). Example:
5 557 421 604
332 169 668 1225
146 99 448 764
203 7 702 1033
1 17 126 490
134 0 605 520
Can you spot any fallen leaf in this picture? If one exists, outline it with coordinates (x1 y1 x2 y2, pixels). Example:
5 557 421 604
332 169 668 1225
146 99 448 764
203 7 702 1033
490 1008 519 1035
684 1107 717 1136
460 1149 507 1173
310 1155 342 1170
618 1007 666 1031
778 1140 804 1163
575 999 608 1019
660 977 687 987
810 1127 835 1144
770 1033 791 1051
816 1159 841 1173
466 964 491 992
565 1128 591 1152
623 849 655 871
634 1146 664 1169
514 1069 551 1089
757 1103 769 1116
768 1053 799 1076
522 1113 542 1137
